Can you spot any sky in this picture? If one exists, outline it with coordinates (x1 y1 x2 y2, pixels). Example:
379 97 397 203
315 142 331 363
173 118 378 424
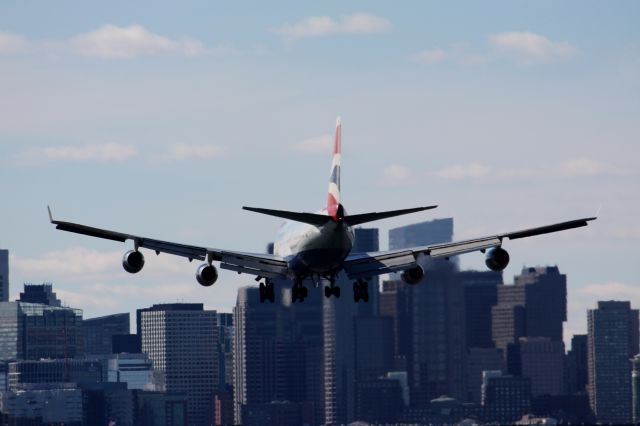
0 1 638 345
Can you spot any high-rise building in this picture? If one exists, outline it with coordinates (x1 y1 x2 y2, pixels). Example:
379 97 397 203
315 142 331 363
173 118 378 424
467 347 505 404
323 228 380 424
379 279 411 370
389 219 467 405
492 266 567 364
0 250 8 303
84 313 130 356
632 355 640 424
354 316 394 382
216 313 234 390
0 300 84 361
19 283 61 306
461 270 503 349
0 383 83 424
567 334 588 395
139 303 218 426
233 286 281 424
7 359 102 390
107 353 154 390
481 370 532 423
518 337 565 396
234 283 324 425
587 301 639 424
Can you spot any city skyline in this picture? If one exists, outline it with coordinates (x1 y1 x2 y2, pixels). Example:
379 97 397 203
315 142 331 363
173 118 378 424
1 1 638 345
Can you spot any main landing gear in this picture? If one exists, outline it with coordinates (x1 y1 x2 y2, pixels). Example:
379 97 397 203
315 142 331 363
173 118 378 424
291 279 308 303
353 279 369 303
324 277 341 299
259 279 275 303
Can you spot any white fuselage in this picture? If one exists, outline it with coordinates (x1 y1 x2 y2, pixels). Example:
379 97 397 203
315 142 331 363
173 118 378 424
273 209 355 277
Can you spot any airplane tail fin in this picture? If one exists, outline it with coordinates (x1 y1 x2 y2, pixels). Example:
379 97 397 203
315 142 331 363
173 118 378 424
326 117 342 219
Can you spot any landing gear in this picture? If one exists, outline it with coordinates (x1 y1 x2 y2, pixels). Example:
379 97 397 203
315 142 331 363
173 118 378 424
291 280 308 303
324 276 340 299
353 279 369 303
259 280 275 303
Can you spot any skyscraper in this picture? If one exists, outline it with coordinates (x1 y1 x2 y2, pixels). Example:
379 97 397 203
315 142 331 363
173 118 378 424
518 337 565 396
323 227 380 424
389 219 467 405
492 266 567 365
0 250 8 302
587 301 639 424
139 303 218 426
83 313 130 356
461 270 503 349
567 334 588 395
0 300 84 361
19 283 61 306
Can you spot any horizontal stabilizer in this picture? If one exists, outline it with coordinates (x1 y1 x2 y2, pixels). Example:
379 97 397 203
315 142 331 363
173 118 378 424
345 205 437 226
243 206 331 226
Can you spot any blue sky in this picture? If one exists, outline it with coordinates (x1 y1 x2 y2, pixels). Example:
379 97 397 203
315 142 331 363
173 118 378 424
1 1 638 343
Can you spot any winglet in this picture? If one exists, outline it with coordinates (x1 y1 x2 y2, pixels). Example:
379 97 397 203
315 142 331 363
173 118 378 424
47 205 54 223
595 203 603 218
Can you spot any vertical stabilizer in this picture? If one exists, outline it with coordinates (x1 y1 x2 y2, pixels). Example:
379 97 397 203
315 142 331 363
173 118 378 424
327 117 342 219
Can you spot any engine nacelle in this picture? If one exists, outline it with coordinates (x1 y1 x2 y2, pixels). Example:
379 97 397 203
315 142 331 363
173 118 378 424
485 247 510 271
401 265 424 285
196 264 218 287
122 250 145 274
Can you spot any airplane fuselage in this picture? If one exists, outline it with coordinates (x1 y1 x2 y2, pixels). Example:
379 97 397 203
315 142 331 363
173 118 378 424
274 208 355 277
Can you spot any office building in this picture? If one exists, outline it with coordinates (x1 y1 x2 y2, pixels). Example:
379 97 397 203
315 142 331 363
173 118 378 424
492 266 567 363
216 313 234 389
355 378 404 424
135 391 188 426
461 270 503 349
379 279 411 370
519 337 565 396
587 300 639 424
140 303 218 426
0 250 8 303
409 261 467 405
566 334 588 395
107 353 154 390
84 313 130 356
467 347 505 404
81 381 134 426
354 316 394 382
0 299 84 361
7 359 102 390
632 354 640 424
19 283 61 306
481 370 532 423
0 383 83 424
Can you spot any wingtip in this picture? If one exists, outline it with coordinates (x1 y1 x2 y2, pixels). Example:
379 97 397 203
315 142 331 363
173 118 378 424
336 116 341 127
47 205 53 223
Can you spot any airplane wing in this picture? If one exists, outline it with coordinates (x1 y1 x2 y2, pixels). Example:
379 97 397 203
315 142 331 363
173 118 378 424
48 207 289 279
343 217 596 279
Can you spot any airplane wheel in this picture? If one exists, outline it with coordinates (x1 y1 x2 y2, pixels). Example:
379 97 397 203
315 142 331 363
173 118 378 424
324 286 332 298
333 286 341 298
301 286 308 299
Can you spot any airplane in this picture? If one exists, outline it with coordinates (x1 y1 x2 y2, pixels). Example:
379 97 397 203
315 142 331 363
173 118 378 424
48 117 596 304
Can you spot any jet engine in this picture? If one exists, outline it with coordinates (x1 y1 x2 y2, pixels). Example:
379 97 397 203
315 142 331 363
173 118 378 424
401 265 424 285
485 247 510 271
122 250 145 274
196 264 218 287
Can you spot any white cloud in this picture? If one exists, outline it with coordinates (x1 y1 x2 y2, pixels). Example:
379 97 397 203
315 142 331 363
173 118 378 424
379 164 412 187
434 163 492 180
70 25 205 59
169 143 225 160
558 157 613 177
0 31 29 53
272 13 392 39
412 44 489 66
489 31 578 64
19 143 137 164
434 157 616 181
412 48 447 64
292 134 333 154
